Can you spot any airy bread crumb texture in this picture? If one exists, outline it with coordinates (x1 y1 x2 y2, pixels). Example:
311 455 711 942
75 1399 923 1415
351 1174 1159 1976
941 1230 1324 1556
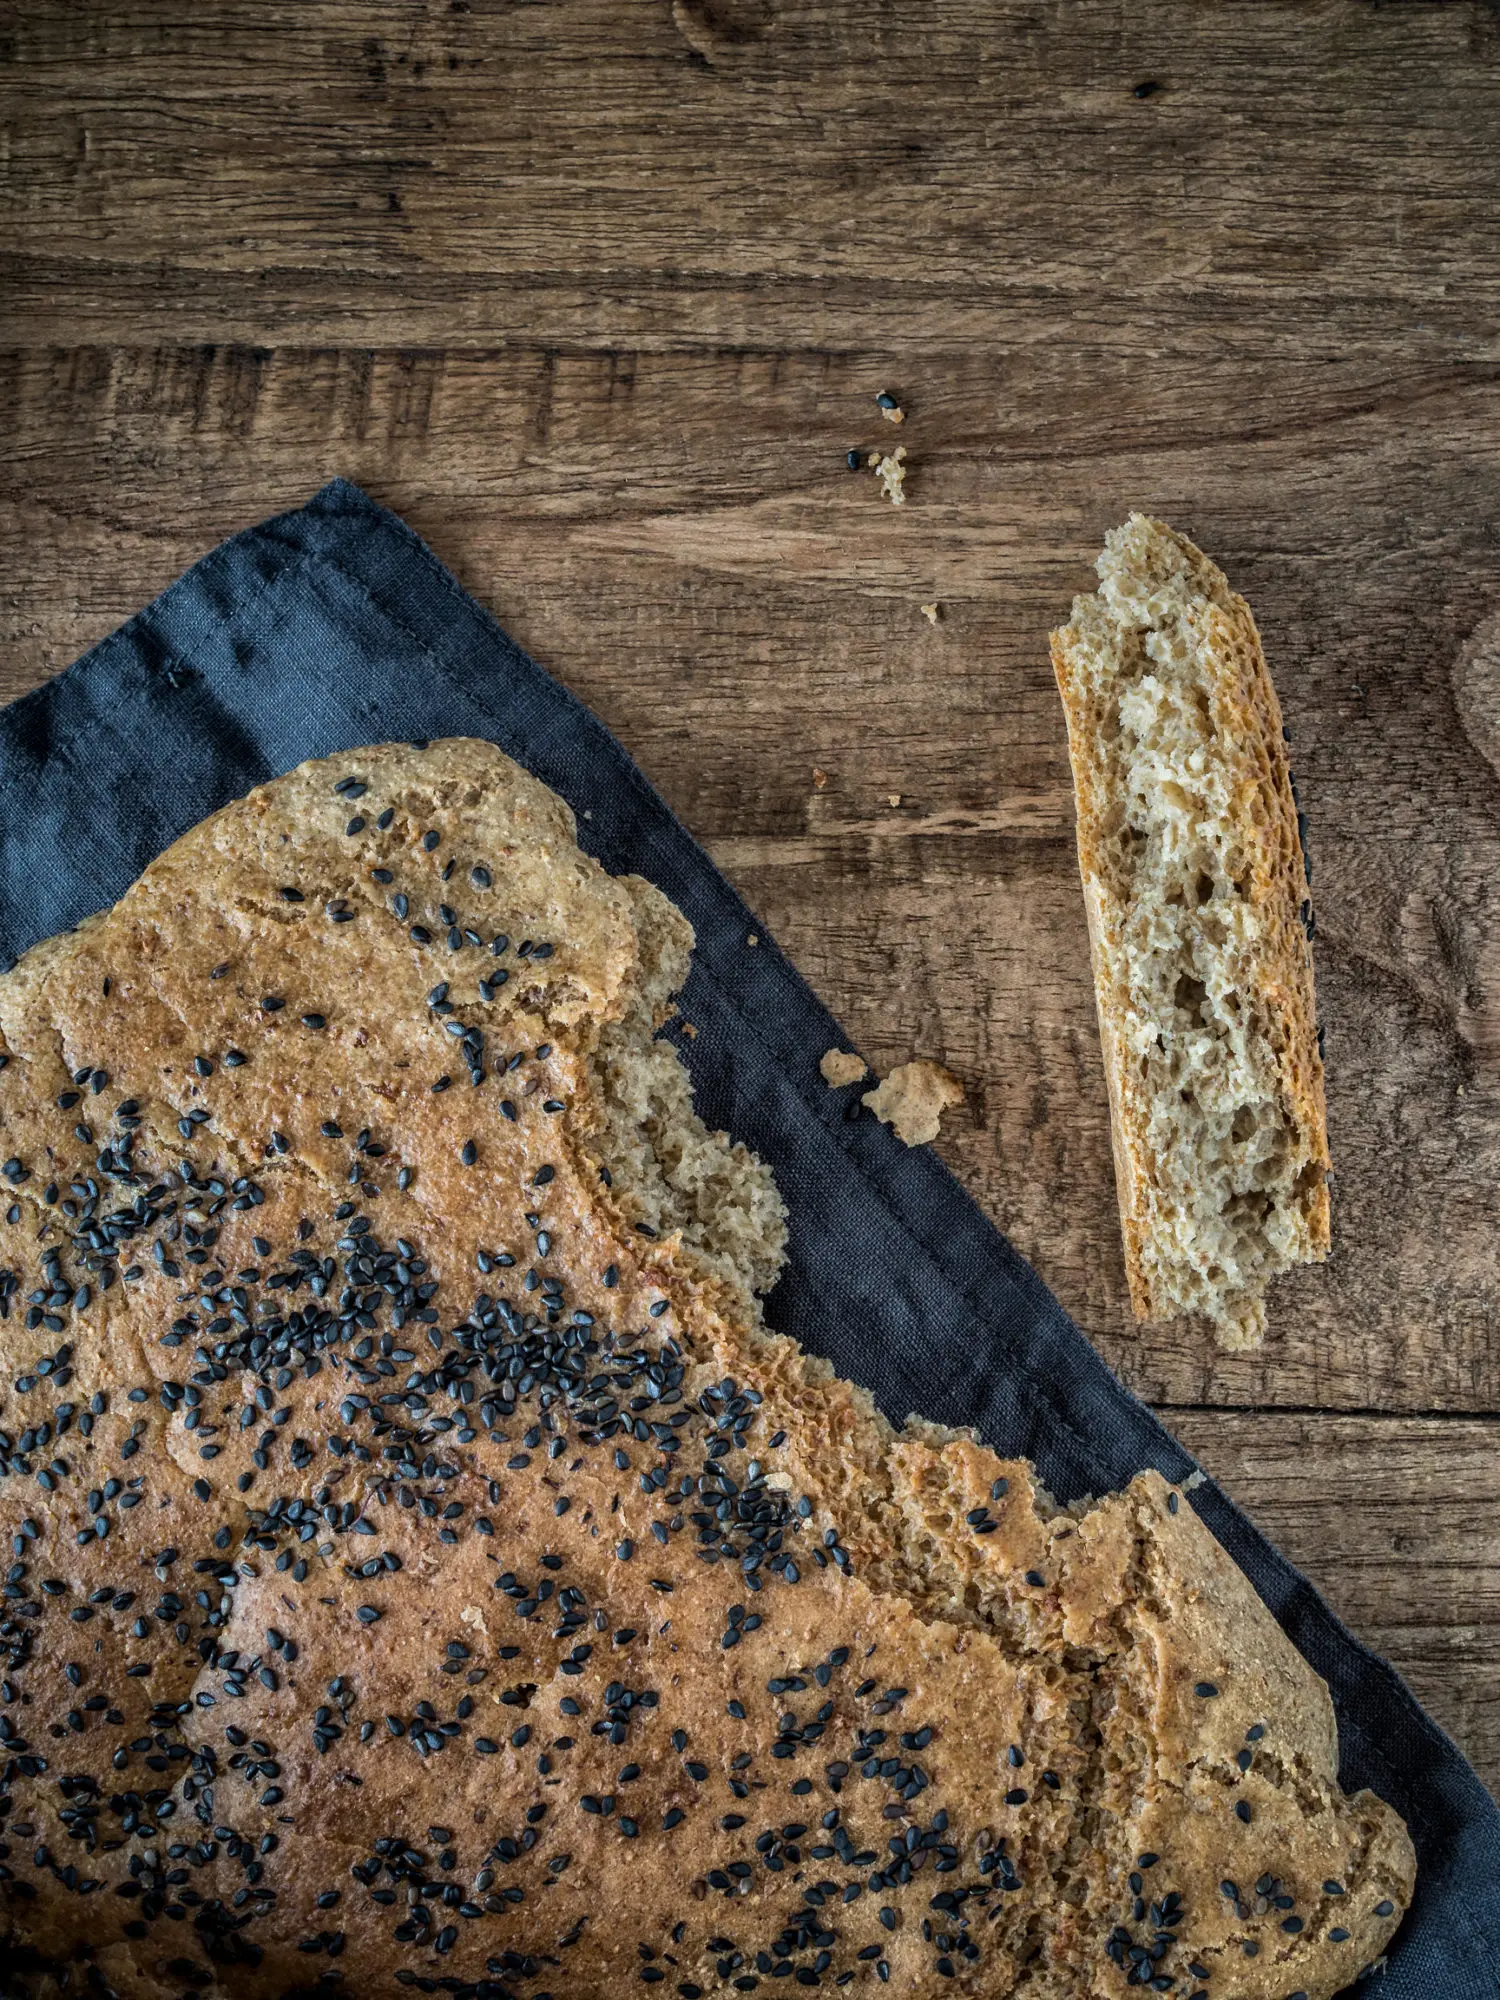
862 1058 965 1146
586 885 787 1302
868 444 907 504
819 1047 868 1088
1052 516 1330 1348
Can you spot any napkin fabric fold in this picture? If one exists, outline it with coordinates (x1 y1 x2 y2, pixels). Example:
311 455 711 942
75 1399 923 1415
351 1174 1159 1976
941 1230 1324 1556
2 479 1495 1995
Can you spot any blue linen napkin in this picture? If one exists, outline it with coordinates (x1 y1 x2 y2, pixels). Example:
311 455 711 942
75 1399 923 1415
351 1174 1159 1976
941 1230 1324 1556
2 477 1495 1996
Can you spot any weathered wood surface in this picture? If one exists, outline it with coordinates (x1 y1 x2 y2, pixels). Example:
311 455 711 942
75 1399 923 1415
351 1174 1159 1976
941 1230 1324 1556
2 0 1497 1794
1166 1412 1500 1804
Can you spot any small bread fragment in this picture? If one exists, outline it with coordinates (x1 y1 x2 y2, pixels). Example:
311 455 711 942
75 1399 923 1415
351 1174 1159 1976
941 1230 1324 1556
868 443 908 504
863 1057 965 1144
1051 515 1330 1348
820 1046 868 1087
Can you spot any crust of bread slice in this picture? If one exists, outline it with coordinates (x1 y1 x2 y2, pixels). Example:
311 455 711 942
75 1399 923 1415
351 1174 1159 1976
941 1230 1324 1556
1051 516 1331 1346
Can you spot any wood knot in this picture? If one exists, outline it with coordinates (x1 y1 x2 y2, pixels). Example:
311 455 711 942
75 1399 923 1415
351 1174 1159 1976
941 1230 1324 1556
1451 606 1500 786
671 0 775 63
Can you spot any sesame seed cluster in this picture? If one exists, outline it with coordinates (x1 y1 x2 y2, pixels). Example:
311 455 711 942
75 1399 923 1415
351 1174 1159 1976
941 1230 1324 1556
0 741 1412 1999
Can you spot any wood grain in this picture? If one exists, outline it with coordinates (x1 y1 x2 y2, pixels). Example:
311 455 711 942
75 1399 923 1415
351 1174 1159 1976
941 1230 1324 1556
1167 1412 1500 1798
2 0 1498 1794
3 1 1500 352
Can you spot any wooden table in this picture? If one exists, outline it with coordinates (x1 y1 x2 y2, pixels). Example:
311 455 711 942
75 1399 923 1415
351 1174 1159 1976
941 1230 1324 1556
2 0 1497 1798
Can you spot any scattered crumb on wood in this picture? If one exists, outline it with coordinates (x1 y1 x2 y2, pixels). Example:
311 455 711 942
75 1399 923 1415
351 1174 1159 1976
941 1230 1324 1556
887 793 902 807
868 445 907 505
812 767 828 789
881 404 905 425
920 602 939 624
819 1048 868 1088
862 1059 965 1146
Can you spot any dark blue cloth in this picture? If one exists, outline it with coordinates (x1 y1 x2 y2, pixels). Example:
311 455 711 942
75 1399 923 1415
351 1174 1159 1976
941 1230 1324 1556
2 479 1495 1996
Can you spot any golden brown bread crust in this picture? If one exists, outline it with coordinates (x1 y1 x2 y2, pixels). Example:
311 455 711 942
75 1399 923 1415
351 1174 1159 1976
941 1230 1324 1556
0 740 1407 1998
1051 517 1332 1345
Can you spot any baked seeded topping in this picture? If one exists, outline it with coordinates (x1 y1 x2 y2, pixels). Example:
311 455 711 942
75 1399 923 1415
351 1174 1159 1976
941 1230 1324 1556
0 743 1412 1999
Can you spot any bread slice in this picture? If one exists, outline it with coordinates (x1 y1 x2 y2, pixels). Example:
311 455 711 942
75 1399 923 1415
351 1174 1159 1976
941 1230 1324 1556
0 741 1407 1997
1051 517 1331 1349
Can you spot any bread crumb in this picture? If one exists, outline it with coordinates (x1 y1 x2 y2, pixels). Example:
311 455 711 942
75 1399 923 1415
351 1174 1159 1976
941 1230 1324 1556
920 603 939 624
862 1060 964 1146
820 1048 868 1088
681 1021 697 1040
747 934 759 947
1182 1468 1207 1492
887 793 902 808
868 445 907 505
812 767 828 790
